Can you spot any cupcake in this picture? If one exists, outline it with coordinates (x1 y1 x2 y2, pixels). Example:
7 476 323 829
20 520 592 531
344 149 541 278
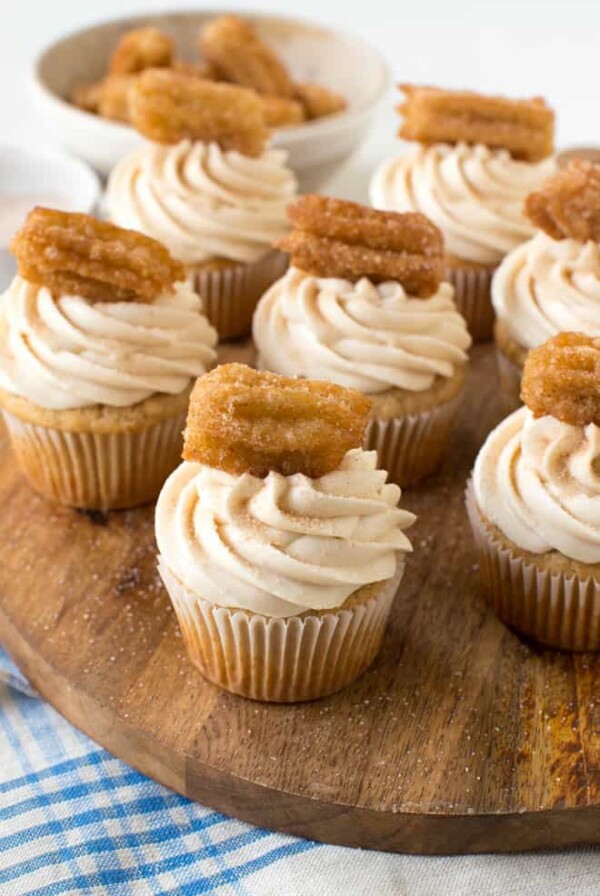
156 363 415 702
254 195 471 487
467 332 600 651
370 84 556 342
493 160 600 411
105 69 297 341
0 207 217 511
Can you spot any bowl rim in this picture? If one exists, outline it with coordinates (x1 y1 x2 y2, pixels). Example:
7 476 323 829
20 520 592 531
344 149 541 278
0 141 101 208
31 7 393 145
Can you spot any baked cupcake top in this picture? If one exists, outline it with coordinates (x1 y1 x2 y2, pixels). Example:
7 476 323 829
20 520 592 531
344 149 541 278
0 208 216 410
105 70 297 265
254 196 470 393
492 161 600 349
473 332 600 563
370 84 556 265
155 364 415 616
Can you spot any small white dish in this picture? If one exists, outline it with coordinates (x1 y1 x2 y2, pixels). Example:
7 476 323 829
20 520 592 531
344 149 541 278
29 10 391 192
0 143 100 288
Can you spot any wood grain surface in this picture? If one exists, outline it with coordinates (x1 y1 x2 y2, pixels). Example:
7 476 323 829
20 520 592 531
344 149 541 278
2 343 600 855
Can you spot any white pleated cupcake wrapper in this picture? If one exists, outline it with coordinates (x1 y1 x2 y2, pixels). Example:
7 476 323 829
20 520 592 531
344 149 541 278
159 558 404 702
465 479 600 651
495 346 523 414
193 250 289 342
2 409 186 511
366 392 463 488
445 265 496 344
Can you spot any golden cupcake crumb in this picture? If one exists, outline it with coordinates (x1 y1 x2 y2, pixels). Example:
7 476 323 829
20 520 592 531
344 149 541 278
183 363 372 478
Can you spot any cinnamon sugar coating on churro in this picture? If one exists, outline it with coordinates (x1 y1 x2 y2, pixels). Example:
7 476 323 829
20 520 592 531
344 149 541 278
521 332 600 426
199 15 293 97
398 84 555 162
109 26 174 75
261 94 305 127
293 82 347 120
278 196 444 296
525 160 600 242
71 81 103 114
183 363 372 478
97 74 138 123
129 69 268 156
11 208 185 304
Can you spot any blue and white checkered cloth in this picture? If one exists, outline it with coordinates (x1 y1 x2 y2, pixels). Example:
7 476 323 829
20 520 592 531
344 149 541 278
2 647 600 896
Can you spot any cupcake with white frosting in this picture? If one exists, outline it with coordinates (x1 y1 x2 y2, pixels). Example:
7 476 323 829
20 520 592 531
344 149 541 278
254 198 472 486
156 364 415 701
467 332 600 651
105 70 297 340
0 209 217 510
370 85 556 341
493 160 600 410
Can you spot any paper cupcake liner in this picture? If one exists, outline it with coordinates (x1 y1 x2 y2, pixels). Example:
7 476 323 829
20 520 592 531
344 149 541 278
159 558 404 702
495 346 523 414
2 409 186 511
366 392 463 487
465 480 600 651
445 265 496 343
193 250 288 342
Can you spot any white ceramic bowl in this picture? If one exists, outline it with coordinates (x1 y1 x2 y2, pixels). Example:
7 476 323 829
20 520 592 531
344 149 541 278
0 144 100 287
30 10 391 191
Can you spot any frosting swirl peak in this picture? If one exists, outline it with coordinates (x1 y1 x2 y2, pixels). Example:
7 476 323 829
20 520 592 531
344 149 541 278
106 139 297 265
370 142 556 265
253 267 471 393
0 275 217 410
156 448 415 617
474 407 600 563
492 233 600 350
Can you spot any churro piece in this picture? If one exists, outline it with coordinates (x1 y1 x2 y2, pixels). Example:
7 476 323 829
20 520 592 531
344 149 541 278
183 363 372 478
279 231 442 297
278 196 444 296
288 196 444 257
199 15 293 97
261 95 305 127
525 160 600 242
11 208 185 304
71 81 103 114
172 59 220 80
294 82 347 120
97 74 138 123
398 84 555 162
521 332 600 426
130 69 268 156
109 26 174 75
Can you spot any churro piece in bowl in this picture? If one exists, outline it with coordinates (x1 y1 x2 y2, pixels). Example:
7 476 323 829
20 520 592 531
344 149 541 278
491 161 600 414
370 83 557 341
468 329 600 650
254 196 471 487
109 26 174 75
156 362 415 701
0 208 217 510
106 69 297 341
199 15 294 97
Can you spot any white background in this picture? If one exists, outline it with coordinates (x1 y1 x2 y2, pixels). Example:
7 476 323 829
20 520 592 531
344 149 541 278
1 0 599 178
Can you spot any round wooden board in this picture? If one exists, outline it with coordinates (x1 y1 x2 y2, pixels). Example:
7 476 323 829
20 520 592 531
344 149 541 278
2 343 600 856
